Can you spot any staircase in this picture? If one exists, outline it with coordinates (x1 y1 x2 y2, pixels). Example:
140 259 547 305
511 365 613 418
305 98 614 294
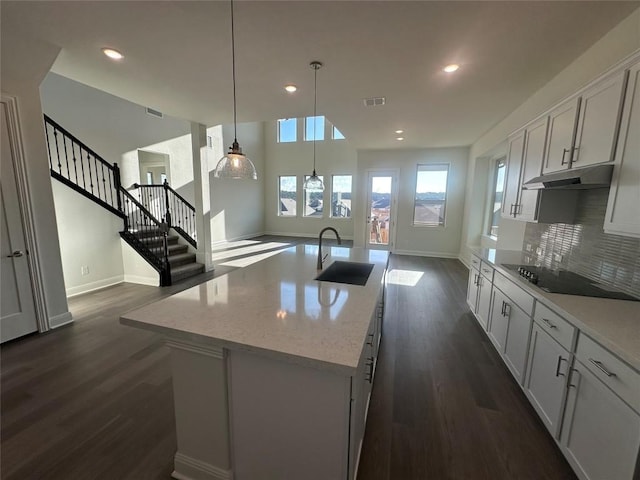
44 114 204 286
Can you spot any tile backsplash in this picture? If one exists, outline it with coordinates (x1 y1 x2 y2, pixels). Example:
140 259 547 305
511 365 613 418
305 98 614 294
523 188 640 299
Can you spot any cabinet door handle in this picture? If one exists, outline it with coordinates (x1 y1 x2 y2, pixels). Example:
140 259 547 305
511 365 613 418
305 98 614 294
589 358 616 377
503 303 511 317
555 356 566 377
366 333 374 346
568 368 581 389
6 250 24 258
561 148 571 165
365 357 375 383
500 300 505 316
542 318 558 329
569 146 579 164
509 203 515 216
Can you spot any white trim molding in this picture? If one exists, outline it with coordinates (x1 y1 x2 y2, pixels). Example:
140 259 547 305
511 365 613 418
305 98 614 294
394 250 460 259
123 274 158 286
172 452 232 480
66 276 124 298
1 94 50 333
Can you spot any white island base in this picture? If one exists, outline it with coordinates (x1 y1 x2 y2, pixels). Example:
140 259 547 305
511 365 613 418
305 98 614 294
121 246 388 480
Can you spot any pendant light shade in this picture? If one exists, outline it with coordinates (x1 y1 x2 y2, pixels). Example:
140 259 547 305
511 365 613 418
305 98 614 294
303 61 324 192
213 0 257 180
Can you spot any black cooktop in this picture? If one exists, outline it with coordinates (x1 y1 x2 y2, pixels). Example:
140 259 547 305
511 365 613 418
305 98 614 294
502 264 639 302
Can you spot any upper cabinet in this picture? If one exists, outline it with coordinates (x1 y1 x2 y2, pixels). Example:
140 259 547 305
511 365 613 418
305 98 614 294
518 116 549 221
544 71 627 174
543 98 580 174
502 130 525 219
605 59 640 238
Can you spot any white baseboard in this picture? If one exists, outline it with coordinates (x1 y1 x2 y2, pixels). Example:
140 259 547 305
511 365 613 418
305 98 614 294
123 274 159 286
66 275 124 298
394 250 460 259
458 255 471 269
172 452 231 480
49 311 73 329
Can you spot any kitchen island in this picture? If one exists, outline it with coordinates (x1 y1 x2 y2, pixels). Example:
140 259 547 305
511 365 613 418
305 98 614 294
120 245 389 480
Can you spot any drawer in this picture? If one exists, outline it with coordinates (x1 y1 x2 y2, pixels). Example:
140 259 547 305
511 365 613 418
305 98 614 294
533 302 577 351
480 261 494 283
470 254 481 269
493 271 534 316
575 333 640 414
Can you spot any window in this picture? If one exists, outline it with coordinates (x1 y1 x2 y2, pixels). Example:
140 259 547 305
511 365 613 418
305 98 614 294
331 175 352 218
278 176 297 216
332 126 345 140
487 158 506 238
303 175 324 217
305 116 325 141
413 164 449 226
277 118 297 143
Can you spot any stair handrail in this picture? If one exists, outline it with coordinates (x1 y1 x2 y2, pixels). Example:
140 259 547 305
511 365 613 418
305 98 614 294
120 188 172 286
131 181 197 248
44 114 124 215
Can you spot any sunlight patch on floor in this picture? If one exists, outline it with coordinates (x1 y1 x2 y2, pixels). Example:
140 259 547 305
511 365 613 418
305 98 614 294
218 248 290 268
386 269 424 287
211 241 292 262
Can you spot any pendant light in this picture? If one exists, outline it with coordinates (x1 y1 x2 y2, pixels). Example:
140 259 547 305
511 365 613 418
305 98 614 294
213 0 257 180
303 61 324 191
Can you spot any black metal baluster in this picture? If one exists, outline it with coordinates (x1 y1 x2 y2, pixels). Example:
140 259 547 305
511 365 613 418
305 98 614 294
77 144 86 190
62 134 70 180
45 123 53 170
54 129 62 174
101 163 107 203
71 140 79 185
114 163 122 213
88 152 94 195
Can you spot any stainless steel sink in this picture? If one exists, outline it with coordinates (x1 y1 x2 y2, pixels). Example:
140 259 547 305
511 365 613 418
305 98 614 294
315 261 374 286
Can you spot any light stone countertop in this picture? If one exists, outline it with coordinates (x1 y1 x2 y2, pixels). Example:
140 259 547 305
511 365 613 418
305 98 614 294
120 245 389 375
471 247 640 371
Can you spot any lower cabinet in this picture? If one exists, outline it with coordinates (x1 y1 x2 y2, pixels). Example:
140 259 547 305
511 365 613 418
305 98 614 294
488 286 532 384
560 360 640 480
524 322 571 437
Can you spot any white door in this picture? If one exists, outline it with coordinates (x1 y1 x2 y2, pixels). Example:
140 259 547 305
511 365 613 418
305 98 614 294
1 102 38 343
365 171 398 250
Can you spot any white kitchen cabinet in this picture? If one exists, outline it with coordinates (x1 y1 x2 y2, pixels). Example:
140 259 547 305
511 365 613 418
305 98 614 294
572 70 628 169
524 322 571 438
502 299 532 384
517 116 548 221
467 256 493 330
543 97 580 174
560 359 640 480
501 130 525 219
605 60 640 238
488 288 509 353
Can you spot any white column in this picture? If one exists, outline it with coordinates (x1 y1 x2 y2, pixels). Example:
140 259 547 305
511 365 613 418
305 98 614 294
191 123 213 271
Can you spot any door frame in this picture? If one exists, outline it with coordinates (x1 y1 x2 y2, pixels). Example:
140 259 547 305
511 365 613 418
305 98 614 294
364 169 399 251
1 94 49 333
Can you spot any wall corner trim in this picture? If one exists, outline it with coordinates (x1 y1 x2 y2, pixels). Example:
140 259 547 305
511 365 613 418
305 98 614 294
49 312 73 329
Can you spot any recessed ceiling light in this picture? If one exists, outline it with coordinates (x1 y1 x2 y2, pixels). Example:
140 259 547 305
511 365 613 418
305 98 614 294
396 137 404 141
284 84 297 93
102 48 123 60
395 130 404 134
443 64 460 73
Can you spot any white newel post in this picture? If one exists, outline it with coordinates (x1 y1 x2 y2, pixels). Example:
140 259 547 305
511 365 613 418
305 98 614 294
166 338 232 480
191 122 213 272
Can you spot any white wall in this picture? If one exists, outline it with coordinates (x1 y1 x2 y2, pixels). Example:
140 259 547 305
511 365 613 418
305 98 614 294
40 73 195 293
209 122 266 244
355 147 469 257
51 181 125 296
1 24 71 327
264 120 357 239
460 9 640 265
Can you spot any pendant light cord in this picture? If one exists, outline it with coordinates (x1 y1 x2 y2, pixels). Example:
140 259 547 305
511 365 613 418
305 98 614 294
231 0 238 142
313 63 317 172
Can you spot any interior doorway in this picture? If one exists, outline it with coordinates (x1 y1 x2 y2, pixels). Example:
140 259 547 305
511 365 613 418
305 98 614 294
365 170 398 250
138 149 170 185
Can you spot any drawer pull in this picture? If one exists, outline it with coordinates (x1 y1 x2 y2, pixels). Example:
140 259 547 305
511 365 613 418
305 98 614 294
482 268 491 273
503 303 511 317
555 356 567 377
589 358 616 378
542 318 558 330
568 368 581 388
473 274 479 286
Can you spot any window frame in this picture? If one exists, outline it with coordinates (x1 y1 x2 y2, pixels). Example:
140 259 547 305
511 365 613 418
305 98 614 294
277 118 297 143
485 157 506 239
412 163 450 228
278 175 297 217
330 174 352 219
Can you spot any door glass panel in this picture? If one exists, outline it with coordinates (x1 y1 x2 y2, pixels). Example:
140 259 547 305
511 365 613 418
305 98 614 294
368 176 392 247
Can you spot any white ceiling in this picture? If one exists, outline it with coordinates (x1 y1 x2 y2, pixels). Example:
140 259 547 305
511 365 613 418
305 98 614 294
3 1 639 150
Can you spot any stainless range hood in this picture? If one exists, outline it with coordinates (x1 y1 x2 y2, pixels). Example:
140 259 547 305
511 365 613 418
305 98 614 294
523 164 614 190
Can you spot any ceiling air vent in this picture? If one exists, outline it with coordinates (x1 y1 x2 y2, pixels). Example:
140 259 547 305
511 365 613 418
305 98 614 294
363 97 386 107
145 107 163 118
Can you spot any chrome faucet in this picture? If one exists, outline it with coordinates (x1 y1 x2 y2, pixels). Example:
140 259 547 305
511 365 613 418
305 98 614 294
317 227 342 270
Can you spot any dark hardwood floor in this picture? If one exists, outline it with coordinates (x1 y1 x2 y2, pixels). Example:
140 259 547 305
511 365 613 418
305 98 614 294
1 245 576 479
